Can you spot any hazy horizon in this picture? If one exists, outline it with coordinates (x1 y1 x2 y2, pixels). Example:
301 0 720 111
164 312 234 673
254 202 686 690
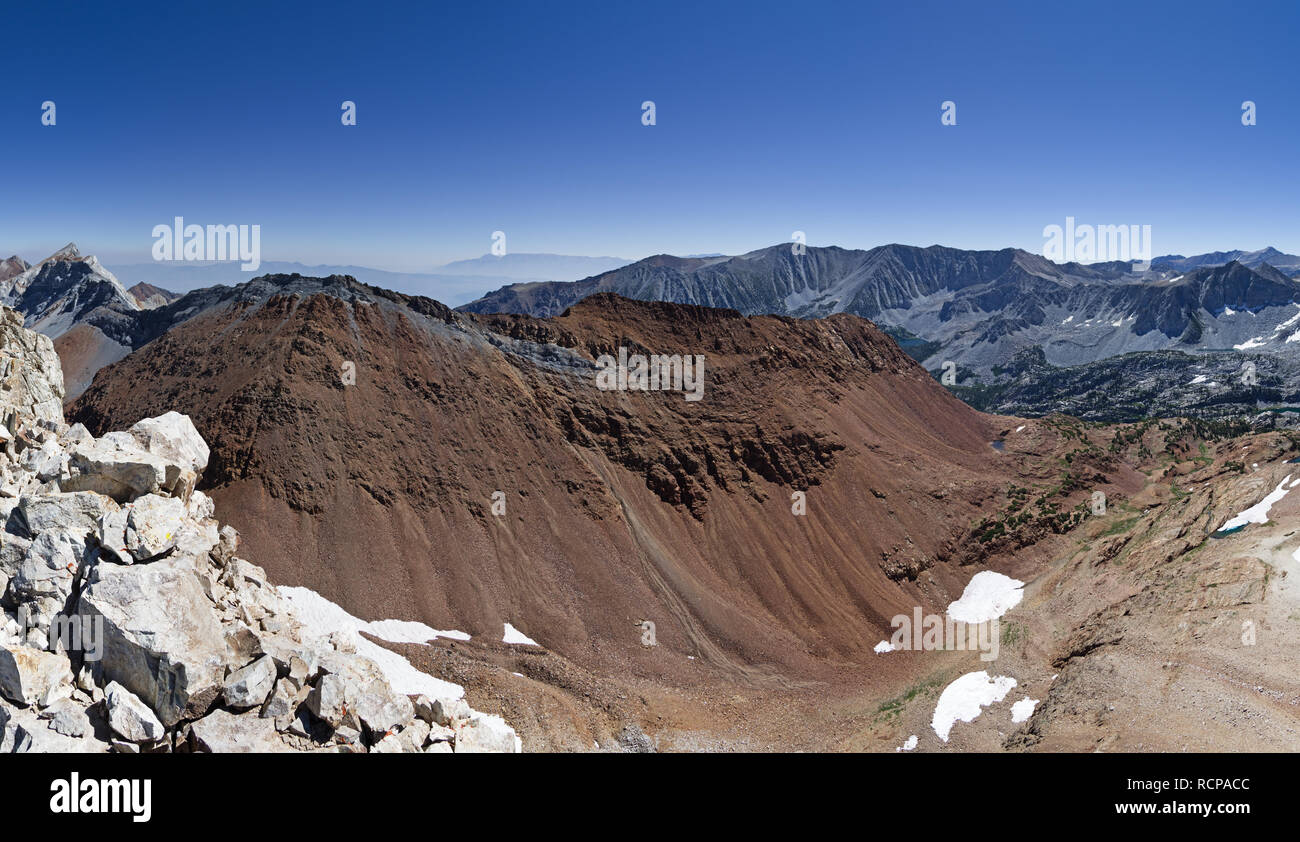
8 236 1299 307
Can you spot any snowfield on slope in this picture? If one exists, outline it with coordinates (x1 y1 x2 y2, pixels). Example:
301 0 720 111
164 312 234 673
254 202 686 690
279 586 468 698
1216 474 1297 533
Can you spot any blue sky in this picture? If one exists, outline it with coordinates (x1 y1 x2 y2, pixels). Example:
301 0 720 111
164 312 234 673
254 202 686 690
3 0 1298 274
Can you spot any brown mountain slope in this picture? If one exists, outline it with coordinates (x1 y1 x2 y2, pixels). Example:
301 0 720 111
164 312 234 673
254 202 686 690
860 422 1300 754
67 284 1128 712
54 322 132 400
127 280 181 309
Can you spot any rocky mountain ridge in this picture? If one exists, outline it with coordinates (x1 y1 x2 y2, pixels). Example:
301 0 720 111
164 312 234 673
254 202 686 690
0 244 140 337
1152 246 1300 274
459 242 1300 421
461 244 1300 370
0 244 144 400
10 240 1300 421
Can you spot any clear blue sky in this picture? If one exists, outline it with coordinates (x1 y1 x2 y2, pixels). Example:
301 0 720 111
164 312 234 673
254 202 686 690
3 0 1297 273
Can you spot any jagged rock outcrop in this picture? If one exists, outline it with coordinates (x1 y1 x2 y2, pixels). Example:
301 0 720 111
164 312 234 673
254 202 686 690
0 306 65 428
0 305 518 753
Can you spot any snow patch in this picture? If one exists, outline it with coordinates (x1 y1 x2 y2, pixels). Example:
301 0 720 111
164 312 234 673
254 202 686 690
278 586 466 699
895 735 918 752
931 671 1018 742
366 618 471 644
1010 697 1039 723
874 640 896 653
1277 305 1300 331
946 571 1025 623
503 622 540 646
1217 474 1293 533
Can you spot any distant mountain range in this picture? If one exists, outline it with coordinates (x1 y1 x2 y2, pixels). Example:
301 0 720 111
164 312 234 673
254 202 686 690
459 243 1300 421
1151 246 1300 273
0 242 635 398
101 253 634 306
10 239 1300 423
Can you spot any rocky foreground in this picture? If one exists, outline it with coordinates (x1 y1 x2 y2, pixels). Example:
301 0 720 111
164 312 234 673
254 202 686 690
0 306 520 753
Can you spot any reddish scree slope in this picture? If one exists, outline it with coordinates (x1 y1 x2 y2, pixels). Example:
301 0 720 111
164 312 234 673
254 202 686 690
68 289 1109 687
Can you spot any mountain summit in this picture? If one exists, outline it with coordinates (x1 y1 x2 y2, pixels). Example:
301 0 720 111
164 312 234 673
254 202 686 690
0 244 141 399
0 256 29 286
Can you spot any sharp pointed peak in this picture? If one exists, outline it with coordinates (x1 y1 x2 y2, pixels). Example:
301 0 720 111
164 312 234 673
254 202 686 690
44 242 82 262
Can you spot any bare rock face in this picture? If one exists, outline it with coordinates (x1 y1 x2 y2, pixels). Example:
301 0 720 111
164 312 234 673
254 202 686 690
0 305 64 429
189 709 287 753
0 646 73 707
79 551 231 726
453 713 522 753
0 304 519 753
63 414 205 502
222 655 275 710
104 681 165 743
